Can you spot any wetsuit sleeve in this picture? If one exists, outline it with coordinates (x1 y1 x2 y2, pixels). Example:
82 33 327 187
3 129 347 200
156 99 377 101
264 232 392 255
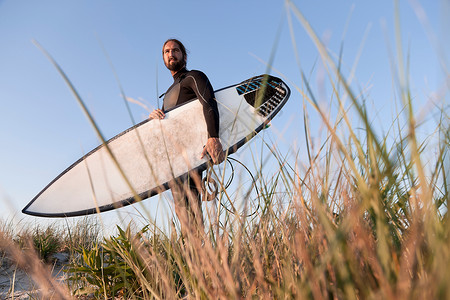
186 71 220 138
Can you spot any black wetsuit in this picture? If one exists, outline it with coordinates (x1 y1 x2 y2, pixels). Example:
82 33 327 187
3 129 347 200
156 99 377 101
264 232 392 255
163 68 219 226
162 68 219 138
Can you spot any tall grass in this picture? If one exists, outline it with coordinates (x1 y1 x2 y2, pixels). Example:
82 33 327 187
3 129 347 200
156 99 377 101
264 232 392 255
1 1 449 299
63 2 449 295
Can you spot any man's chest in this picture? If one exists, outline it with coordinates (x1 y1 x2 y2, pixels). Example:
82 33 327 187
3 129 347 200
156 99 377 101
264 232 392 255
164 80 196 109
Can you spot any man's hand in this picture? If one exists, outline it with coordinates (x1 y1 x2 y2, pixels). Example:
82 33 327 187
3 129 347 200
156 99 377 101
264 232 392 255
201 137 225 164
149 109 165 120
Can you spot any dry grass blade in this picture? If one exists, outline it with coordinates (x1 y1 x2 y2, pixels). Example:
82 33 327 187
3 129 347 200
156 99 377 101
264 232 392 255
0 232 72 299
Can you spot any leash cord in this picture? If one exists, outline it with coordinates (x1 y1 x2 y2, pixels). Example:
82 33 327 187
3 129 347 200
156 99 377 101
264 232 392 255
202 157 261 218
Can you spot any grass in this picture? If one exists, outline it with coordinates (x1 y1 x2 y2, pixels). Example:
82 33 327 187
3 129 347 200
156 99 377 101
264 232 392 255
1 1 449 299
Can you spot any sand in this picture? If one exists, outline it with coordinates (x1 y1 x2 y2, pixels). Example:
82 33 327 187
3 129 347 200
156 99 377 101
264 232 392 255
0 252 68 299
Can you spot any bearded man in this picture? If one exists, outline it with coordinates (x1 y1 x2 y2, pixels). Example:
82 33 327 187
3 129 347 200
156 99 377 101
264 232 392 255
149 39 224 233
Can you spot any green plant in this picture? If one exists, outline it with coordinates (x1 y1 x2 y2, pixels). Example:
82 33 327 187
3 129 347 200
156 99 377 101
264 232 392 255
32 227 62 263
67 242 118 298
14 225 62 263
67 224 167 298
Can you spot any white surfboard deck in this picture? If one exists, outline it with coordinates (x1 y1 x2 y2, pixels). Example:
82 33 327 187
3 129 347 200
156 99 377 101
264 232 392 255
22 75 290 217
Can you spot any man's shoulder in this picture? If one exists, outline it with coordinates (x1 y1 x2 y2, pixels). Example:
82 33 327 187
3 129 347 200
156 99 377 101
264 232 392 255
186 69 209 80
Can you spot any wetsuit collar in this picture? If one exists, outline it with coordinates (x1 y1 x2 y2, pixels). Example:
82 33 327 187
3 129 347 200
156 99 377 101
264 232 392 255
172 67 188 80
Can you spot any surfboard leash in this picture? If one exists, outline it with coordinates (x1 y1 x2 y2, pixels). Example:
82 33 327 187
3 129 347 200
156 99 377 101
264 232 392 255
201 158 234 202
201 157 261 218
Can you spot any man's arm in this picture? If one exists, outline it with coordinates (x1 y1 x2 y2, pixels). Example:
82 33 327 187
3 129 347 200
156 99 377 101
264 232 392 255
185 71 219 138
186 71 224 164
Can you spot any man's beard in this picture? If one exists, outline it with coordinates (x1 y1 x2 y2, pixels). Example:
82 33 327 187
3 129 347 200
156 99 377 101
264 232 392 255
165 58 185 72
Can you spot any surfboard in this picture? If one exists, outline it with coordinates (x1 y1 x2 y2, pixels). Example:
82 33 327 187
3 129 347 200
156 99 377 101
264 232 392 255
22 74 290 217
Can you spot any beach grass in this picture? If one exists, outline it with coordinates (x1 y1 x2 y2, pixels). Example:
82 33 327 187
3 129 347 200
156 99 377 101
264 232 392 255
1 1 449 299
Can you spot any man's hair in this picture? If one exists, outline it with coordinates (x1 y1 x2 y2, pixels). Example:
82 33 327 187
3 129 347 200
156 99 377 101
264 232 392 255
162 38 188 61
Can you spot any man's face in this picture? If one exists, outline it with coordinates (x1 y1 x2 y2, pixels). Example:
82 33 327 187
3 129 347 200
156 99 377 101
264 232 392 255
163 41 185 72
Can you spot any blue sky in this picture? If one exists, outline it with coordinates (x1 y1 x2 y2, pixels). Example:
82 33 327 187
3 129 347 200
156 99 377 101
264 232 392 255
0 1 447 231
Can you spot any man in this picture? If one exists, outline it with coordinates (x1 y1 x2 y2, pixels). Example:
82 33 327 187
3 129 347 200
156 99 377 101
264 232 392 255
149 39 224 233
